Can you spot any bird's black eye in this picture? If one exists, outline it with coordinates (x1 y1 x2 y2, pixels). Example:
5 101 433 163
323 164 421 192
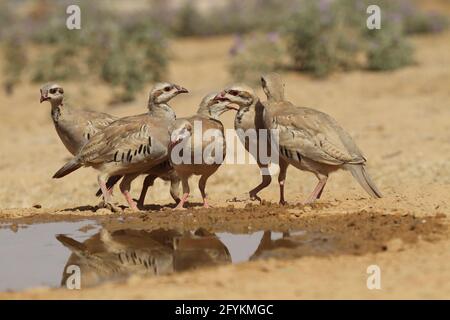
59 88 64 94
49 88 57 94
164 86 172 92
229 90 239 96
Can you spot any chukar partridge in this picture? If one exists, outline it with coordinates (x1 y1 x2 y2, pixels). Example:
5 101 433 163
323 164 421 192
217 75 288 204
58 228 230 287
169 93 238 209
217 77 382 204
57 229 177 287
40 83 118 155
53 82 188 210
40 83 124 198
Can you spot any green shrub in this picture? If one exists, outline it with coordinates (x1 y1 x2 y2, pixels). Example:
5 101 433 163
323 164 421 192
171 0 298 37
0 2 14 40
283 0 421 76
285 0 361 77
361 1 415 71
365 22 413 71
172 2 207 37
229 33 286 84
403 11 448 34
28 1 169 103
2 34 27 95
32 45 81 83
93 20 169 104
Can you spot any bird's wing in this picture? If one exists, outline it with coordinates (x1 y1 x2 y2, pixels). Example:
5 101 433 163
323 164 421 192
81 111 118 141
271 106 365 165
80 116 168 165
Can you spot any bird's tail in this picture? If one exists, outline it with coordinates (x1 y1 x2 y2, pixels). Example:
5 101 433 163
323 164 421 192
345 164 382 198
95 175 122 197
56 234 87 254
53 158 82 179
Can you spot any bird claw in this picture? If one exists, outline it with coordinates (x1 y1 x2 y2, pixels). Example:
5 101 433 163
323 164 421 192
249 193 262 203
133 199 146 211
226 193 260 203
97 200 121 213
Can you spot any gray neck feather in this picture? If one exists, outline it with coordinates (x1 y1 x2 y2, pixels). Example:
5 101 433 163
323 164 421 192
148 102 176 121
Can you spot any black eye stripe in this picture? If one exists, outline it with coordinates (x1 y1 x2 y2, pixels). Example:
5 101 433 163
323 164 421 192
49 88 63 94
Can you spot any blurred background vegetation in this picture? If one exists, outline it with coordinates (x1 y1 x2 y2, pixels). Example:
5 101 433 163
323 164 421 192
0 0 447 101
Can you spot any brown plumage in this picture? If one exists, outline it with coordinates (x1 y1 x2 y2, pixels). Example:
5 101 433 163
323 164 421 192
217 76 288 203
40 83 124 199
53 82 188 210
40 83 118 155
169 93 238 209
58 228 230 287
218 74 382 204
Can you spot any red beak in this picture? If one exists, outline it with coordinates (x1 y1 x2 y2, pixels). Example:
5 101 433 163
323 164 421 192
176 86 189 94
213 92 227 101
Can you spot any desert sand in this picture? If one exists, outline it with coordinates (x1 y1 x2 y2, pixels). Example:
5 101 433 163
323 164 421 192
0 27 449 299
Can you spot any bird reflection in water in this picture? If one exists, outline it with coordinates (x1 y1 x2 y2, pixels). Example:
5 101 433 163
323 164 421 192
57 228 231 288
57 228 308 288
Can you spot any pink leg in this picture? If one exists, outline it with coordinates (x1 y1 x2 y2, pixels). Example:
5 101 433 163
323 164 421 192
175 178 190 210
199 174 212 208
98 175 112 204
175 193 189 210
123 190 138 211
119 173 139 211
304 177 328 204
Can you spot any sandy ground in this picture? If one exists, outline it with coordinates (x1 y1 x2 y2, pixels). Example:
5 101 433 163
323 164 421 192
0 25 449 298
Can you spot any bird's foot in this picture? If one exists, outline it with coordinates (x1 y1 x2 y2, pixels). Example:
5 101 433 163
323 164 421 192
174 201 187 210
279 200 288 206
128 201 139 212
302 198 316 206
249 193 262 203
202 200 212 209
226 193 261 203
97 200 121 213
133 199 146 211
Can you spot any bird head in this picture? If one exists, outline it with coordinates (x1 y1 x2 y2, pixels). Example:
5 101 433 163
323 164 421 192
214 84 257 109
149 82 188 104
40 83 64 104
198 92 239 118
261 73 285 102
170 120 193 148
